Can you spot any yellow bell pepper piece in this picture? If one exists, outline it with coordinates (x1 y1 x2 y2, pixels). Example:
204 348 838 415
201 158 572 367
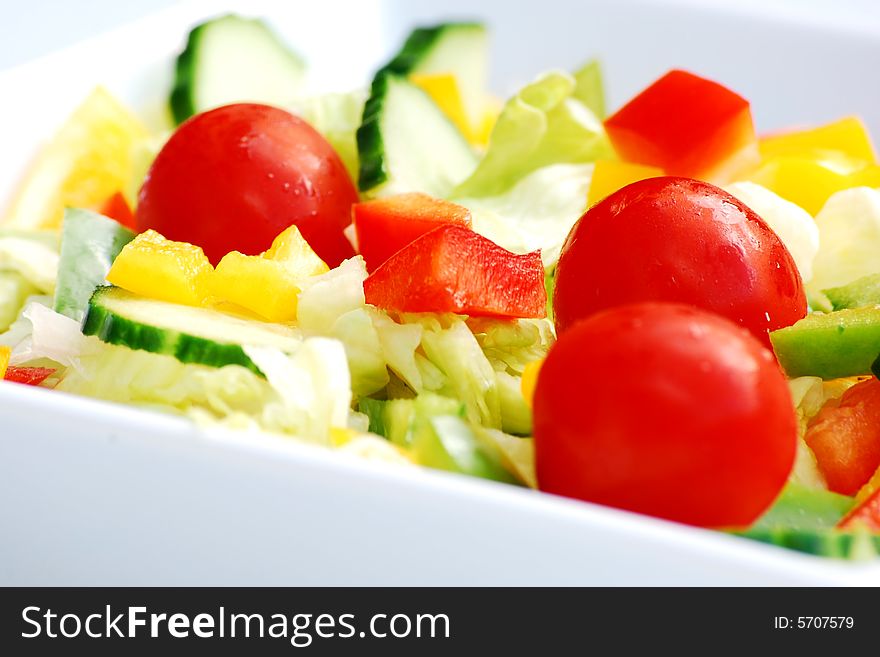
759 116 877 169
107 230 213 306
746 157 880 216
521 359 544 409
212 225 328 323
410 73 475 141
587 160 664 207
0 345 10 379
4 87 150 229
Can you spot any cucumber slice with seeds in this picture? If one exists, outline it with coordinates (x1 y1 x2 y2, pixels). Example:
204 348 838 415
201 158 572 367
82 286 301 374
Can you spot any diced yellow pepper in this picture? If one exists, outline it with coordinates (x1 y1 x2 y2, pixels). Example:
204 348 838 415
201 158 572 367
587 160 664 207
521 359 544 409
0 345 10 379
411 73 475 142
746 157 880 216
212 226 328 323
4 87 150 229
759 116 877 169
263 225 330 278
107 229 213 306
330 427 358 447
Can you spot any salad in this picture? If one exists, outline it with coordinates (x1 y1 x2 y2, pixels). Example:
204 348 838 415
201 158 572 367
1 14 880 560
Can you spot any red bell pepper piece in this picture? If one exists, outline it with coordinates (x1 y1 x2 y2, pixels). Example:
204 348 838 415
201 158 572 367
353 193 472 271
99 191 136 230
838 488 880 532
604 69 757 181
364 224 546 319
4 366 56 386
804 378 880 496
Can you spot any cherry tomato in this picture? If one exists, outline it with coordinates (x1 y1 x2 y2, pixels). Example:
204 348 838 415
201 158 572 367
136 103 358 266
533 302 797 528
804 378 880 496
553 177 807 348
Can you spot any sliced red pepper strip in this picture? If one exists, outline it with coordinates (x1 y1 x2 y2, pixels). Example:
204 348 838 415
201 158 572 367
353 193 471 272
4 366 56 386
364 224 546 319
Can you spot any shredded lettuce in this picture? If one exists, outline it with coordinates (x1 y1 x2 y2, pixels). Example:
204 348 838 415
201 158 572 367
458 163 592 266
243 340 352 442
0 236 59 293
0 271 38 332
54 337 353 444
453 69 611 199
419 318 501 429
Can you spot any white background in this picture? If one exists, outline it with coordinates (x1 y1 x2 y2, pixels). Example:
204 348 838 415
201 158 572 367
1 0 879 70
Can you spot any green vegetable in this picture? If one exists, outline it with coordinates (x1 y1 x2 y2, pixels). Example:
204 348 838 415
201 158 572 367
57 337 351 443
770 307 880 379
409 397 516 483
82 286 302 374
373 23 488 129
823 273 880 310
739 529 880 560
420 318 501 428
0 271 38 332
458 163 592 267
0 234 59 293
572 59 606 119
453 68 612 199
357 73 477 197
170 14 306 125
54 208 135 323
750 483 855 532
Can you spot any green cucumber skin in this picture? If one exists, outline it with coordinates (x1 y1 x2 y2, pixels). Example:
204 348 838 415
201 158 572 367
82 288 262 375
740 528 880 559
169 21 204 125
382 23 483 78
356 73 391 192
356 23 484 193
54 209 135 323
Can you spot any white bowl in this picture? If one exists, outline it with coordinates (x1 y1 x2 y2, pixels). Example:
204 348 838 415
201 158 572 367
1 0 879 585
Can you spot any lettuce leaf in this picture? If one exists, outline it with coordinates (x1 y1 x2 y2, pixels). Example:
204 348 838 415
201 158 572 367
453 69 612 199
0 271 38 332
459 163 592 266
55 337 353 444
294 90 365 181
0 236 59 293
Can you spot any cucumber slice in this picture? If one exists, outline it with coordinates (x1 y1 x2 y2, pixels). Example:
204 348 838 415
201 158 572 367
82 287 301 373
770 307 880 379
738 528 880 559
823 273 880 310
383 23 488 128
54 208 135 323
357 74 477 197
170 14 306 125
